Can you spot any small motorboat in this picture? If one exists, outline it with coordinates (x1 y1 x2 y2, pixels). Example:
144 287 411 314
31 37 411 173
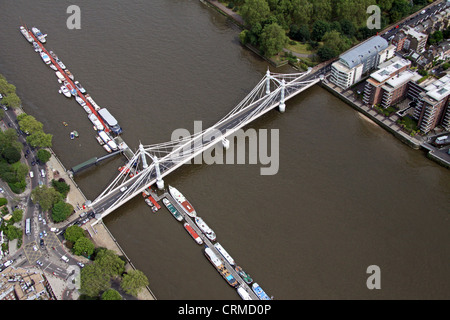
49 50 58 60
62 121 68 127
55 58 66 69
103 144 112 153
74 81 86 94
33 41 41 52
64 81 77 96
70 131 75 140
40 51 51 65
49 64 58 71
73 130 79 138
75 95 86 106
19 26 33 43
65 69 74 80
60 85 71 98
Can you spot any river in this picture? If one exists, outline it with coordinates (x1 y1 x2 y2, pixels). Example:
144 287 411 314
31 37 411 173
1 0 449 299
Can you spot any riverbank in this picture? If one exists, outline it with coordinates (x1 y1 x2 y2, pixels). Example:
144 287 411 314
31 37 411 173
321 78 450 168
13 106 156 300
45 149 157 300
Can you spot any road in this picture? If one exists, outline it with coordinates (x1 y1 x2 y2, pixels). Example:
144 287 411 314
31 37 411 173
0 106 84 283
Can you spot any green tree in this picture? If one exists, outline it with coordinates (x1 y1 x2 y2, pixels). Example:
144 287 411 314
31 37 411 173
1 94 21 109
64 225 85 243
31 185 62 211
12 209 23 223
120 270 149 297
51 179 70 198
26 131 53 148
4 225 22 240
311 20 330 41
36 149 51 164
317 45 337 61
18 114 43 135
73 237 95 257
322 30 352 54
80 264 111 298
259 22 288 57
51 200 73 222
94 248 126 277
240 0 271 27
292 0 313 26
2 146 21 164
101 289 122 300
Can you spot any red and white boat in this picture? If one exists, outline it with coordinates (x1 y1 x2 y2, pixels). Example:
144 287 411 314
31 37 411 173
184 222 203 245
168 185 196 217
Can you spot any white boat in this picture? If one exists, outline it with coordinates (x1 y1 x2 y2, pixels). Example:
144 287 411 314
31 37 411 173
107 140 118 151
98 130 112 144
60 85 71 98
214 242 235 266
74 81 86 94
195 216 216 241
49 50 58 60
19 26 33 43
40 51 51 65
168 185 197 218
96 136 105 145
75 96 86 107
237 286 252 300
65 69 74 80
31 27 46 43
33 41 41 52
103 144 112 153
83 105 93 114
55 58 66 69
88 113 104 131
49 64 57 71
55 71 65 82
85 94 101 111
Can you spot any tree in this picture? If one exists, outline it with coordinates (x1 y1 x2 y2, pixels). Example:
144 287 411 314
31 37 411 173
289 24 310 42
1 93 21 109
12 209 23 223
240 0 271 27
101 289 122 300
51 200 74 222
18 114 43 135
259 22 288 57
80 264 110 298
51 179 70 198
73 237 95 257
36 149 51 164
64 225 85 243
317 45 337 61
322 30 352 54
26 131 53 148
94 248 126 278
120 270 149 297
2 146 21 164
31 185 62 211
311 20 330 41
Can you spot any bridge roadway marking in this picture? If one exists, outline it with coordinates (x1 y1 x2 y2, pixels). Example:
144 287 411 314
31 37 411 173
146 188 259 300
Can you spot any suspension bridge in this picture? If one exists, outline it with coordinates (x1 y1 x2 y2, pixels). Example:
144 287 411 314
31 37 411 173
89 69 321 224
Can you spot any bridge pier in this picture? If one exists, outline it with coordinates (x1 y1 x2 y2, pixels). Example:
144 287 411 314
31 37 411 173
139 143 148 169
279 79 286 113
222 137 230 149
154 156 164 190
265 69 271 95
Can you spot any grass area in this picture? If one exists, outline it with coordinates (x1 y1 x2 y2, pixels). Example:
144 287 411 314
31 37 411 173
285 41 316 56
397 115 419 136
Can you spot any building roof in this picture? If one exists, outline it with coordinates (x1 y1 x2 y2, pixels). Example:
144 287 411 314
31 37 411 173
371 58 411 83
339 36 389 69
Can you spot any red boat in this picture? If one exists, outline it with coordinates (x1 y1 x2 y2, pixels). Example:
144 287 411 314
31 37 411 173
184 222 203 245
147 196 161 210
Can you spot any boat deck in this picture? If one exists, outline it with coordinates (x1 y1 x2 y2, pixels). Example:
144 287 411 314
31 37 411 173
148 188 260 300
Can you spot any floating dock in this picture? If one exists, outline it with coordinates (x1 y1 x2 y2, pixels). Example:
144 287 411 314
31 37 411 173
146 187 262 300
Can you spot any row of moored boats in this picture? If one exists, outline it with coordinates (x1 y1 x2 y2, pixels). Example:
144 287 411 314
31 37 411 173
146 185 271 300
20 25 122 153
